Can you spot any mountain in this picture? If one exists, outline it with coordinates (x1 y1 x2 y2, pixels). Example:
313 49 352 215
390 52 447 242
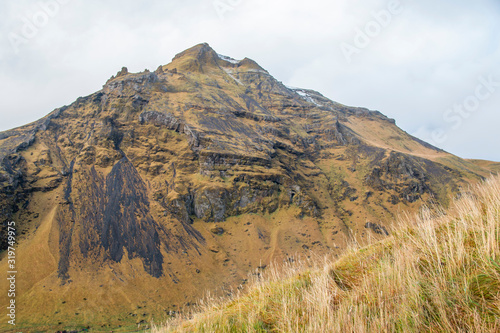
0 43 494 331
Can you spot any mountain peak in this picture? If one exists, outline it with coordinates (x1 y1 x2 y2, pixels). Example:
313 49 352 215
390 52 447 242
168 42 220 73
166 43 266 74
173 43 217 61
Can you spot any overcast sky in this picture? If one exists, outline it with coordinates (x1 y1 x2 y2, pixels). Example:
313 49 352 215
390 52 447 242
1 0 499 161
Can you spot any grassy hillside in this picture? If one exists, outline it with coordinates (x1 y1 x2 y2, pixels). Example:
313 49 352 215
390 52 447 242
155 176 500 332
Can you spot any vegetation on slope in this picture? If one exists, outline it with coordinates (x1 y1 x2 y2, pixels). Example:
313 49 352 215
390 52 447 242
155 176 500 332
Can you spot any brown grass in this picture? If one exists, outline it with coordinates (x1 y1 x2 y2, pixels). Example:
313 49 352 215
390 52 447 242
153 176 500 332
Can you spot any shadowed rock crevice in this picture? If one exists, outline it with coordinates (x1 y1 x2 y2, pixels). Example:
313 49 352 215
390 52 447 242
58 158 165 279
103 157 164 277
57 160 76 281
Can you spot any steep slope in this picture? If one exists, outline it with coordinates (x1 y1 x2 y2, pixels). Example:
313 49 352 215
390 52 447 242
0 43 493 331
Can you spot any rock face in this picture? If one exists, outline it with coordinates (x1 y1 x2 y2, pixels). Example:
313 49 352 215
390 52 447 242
0 43 491 329
57 158 165 280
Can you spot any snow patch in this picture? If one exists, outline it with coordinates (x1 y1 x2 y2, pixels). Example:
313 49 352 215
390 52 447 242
246 68 268 74
218 54 241 64
223 68 244 85
287 86 323 107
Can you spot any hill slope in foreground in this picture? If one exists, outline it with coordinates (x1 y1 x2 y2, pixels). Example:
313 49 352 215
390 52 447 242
157 176 500 333
0 43 497 331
